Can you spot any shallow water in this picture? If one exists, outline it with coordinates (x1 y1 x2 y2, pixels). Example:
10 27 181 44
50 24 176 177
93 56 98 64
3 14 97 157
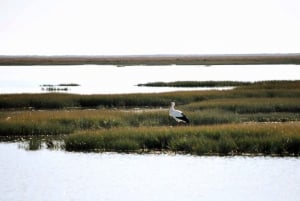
1 65 300 94
0 143 299 201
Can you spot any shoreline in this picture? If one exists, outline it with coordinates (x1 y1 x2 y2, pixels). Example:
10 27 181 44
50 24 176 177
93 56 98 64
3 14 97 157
1 53 300 66
2 140 299 157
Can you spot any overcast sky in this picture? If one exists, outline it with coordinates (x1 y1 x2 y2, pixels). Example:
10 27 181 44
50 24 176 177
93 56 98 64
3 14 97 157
0 0 299 55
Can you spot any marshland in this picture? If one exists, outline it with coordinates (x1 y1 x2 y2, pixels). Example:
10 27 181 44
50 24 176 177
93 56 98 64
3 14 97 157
1 65 300 201
2 0 300 200
1 80 300 155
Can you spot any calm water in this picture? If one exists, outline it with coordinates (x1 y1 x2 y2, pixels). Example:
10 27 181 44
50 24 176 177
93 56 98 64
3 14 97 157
0 143 300 201
1 65 300 94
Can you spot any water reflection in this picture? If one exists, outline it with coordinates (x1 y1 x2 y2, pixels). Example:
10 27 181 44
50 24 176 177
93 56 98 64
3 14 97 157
0 136 65 151
18 139 65 151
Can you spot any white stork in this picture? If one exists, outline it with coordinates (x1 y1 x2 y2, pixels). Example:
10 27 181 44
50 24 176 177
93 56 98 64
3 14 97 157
169 102 190 124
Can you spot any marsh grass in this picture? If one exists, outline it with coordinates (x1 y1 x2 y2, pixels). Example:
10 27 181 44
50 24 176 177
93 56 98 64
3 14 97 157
184 98 300 113
1 105 300 137
1 80 300 155
189 109 240 124
1 81 300 109
0 109 171 136
64 123 300 155
238 80 300 90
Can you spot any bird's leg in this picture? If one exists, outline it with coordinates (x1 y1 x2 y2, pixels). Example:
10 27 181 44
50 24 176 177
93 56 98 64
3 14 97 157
177 121 184 126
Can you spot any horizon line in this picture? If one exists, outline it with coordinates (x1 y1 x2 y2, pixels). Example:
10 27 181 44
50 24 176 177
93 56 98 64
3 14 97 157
1 53 300 66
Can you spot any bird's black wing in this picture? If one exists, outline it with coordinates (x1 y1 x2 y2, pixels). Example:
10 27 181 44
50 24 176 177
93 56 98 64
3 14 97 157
176 113 190 123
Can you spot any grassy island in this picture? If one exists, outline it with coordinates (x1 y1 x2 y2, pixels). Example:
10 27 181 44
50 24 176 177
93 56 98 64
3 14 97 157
1 80 300 155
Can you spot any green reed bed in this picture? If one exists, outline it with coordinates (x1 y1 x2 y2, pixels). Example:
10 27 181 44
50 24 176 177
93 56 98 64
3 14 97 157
64 123 300 155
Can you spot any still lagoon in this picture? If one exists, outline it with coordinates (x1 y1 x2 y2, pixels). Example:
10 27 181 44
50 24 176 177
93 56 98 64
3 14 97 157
1 143 300 201
1 65 300 94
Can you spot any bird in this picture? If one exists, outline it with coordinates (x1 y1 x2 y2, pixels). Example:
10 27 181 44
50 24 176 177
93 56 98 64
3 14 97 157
169 102 190 124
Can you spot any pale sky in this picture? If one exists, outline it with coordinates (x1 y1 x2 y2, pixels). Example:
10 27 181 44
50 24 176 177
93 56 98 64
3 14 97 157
0 0 300 55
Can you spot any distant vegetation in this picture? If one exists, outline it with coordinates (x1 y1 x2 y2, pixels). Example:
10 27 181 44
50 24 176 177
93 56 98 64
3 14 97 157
1 54 300 65
138 81 252 87
1 80 300 109
40 83 80 92
1 80 300 155
57 83 80 86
